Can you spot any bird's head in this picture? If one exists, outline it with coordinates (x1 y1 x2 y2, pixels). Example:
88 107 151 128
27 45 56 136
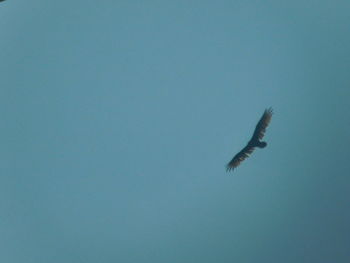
259 141 267 148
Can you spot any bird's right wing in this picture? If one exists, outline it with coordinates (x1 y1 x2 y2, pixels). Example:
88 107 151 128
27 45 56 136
226 144 255 171
251 108 273 141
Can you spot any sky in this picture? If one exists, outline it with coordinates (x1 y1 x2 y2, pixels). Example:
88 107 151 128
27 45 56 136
1 0 350 262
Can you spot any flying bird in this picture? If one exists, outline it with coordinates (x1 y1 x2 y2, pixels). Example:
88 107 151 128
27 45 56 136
226 108 273 172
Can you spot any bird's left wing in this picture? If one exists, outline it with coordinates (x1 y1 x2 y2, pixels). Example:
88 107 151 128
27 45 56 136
226 144 255 171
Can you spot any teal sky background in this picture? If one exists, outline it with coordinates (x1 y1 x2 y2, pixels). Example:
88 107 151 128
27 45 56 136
1 1 350 262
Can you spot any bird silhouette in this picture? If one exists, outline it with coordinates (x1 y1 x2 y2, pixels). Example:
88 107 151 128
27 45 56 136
226 108 273 172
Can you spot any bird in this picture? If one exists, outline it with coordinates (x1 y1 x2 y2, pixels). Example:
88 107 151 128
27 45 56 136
226 108 273 172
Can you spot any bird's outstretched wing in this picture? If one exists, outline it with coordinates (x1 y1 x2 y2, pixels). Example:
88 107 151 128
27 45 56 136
251 107 273 142
226 144 255 171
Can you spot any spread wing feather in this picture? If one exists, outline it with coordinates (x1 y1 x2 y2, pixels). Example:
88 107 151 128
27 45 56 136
226 144 255 171
251 107 273 142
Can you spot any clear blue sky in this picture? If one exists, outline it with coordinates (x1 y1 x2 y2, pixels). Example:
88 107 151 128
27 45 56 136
1 1 350 262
